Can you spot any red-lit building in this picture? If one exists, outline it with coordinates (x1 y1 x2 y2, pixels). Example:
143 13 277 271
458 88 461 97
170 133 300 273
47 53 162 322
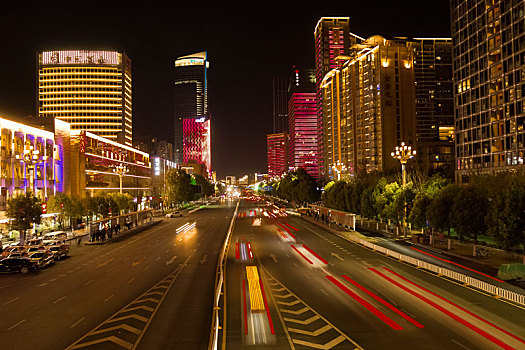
267 133 288 177
182 117 211 176
288 67 318 178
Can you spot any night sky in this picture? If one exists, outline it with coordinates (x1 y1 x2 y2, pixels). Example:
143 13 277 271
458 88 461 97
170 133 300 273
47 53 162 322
0 1 450 178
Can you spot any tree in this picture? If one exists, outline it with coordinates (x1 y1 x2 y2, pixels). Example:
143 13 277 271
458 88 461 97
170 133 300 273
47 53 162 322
47 192 73 230
107 192 134 213
450 186 487 242
427 184 458 234
166 169 193 206
193 174 214 198
7 193 42 245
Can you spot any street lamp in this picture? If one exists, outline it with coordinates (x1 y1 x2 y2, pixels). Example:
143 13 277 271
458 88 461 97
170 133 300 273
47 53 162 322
16 143 39 195
332 160 347 181
112 164 129 194
391 142 416 235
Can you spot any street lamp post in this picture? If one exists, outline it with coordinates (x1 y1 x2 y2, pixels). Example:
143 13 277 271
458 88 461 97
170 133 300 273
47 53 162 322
391 142 416 236
332 160 347 181
16 144 40 195
112 164 129 194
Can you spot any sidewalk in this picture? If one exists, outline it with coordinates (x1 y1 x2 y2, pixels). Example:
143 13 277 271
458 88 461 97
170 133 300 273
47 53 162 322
83 218 162 245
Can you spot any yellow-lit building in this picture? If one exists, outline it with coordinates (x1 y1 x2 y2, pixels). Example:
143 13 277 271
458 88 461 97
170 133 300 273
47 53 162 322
37 50 133 146
322 35 417 178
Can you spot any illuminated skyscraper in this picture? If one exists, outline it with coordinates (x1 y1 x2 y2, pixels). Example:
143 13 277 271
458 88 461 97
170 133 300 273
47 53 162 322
450 0 525 183
288 68 318 178
37 50 133 146
273 77 289 133
267 133 288 177
174 51 210 170
314 17 361 180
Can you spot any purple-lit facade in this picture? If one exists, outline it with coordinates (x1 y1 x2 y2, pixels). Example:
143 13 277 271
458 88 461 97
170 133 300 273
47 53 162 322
289 93 318 178
182 117 211 175
267 133 288 177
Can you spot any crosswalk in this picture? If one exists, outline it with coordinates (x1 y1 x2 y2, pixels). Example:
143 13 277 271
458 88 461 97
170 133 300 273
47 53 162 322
65 257 190 350
262 268 363 350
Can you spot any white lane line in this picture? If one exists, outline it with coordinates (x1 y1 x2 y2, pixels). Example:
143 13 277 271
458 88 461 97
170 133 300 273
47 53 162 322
70 317 85 329
3 297 19 305
143 265 150 271
7 319 26 331
0 284 11 290
320 288 329 296
451 339 472 350
106 267 114 273
53 296 66 304
83 279 94 286
39 283 48 287
104 294 114 302
127 277 135 284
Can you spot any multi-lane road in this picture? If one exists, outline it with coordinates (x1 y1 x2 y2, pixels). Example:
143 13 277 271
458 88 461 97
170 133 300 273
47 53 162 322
1 198 524 350
224 199 525 350
0 200 236 350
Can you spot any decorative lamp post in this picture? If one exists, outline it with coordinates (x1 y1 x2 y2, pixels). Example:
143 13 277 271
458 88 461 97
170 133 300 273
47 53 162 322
391 142 416 235
332 160 347 181
16 144 40 195
112 164 129 194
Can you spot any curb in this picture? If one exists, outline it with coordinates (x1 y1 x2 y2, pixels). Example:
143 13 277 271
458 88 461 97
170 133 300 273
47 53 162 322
83 220 163 245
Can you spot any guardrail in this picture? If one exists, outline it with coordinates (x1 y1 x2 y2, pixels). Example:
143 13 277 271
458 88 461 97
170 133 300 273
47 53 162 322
337 229 525 307
208 200 240 350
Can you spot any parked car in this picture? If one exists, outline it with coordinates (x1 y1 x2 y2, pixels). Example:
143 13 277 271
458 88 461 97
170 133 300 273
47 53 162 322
43 231 67 244
166 211 183 218
1 246 27 258
27 246 46 254
0 258 38 274
28 251 55 268
48 244 69 260
27 238 44 246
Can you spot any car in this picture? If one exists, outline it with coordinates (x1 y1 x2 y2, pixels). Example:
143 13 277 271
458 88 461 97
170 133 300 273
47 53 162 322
28 251 55 268
26 246 46 254
166 211 183 218
48 244 69 260
0 258 38 274
1 246 27 258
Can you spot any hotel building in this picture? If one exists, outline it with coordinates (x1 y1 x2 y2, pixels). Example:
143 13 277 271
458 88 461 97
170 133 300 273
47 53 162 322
321 35 417 178
450 0 525 183
37 50 133 146
314 17 361 179
174 51 211 172
267 133 288 177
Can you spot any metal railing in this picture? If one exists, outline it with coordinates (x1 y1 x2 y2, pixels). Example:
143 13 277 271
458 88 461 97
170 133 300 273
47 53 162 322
208 200 240 350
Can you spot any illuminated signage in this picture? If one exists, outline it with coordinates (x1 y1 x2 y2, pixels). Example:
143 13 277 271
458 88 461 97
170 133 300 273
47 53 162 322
41 50 121 65
195 117 206 123
153 157 161 176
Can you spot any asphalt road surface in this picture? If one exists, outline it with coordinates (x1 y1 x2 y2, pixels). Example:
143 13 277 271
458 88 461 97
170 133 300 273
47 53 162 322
224 199 525 350
0 200 236 350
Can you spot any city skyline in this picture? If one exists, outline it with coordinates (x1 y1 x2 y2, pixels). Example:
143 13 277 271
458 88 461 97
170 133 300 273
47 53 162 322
0 1 450 178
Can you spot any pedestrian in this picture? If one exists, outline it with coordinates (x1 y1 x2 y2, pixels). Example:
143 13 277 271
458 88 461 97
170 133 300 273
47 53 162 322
77 238 81 246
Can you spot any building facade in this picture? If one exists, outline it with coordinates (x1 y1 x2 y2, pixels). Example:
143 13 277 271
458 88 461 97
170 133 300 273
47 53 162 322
314 17 360 180
288 68 318 178
182 117 211 173
37 50 133 146
70 131 151 201
267 133 288 177
450 0 525 183
410 38 455 174
321 36 417 178
134 135 175 162
174 51 210 167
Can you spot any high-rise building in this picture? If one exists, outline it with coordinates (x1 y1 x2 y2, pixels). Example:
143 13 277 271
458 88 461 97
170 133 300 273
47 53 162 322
134 135 174 162
410 38 455 174
267 133 288 177
273 77 289 134
450 0 525 183
173 51 210 168
37 50 133 146
288 68 318 178
314 17 361 180
321 36 417 178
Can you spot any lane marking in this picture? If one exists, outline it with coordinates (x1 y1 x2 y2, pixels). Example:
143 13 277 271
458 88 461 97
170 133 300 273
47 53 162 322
326 275 403 330
243 279 248 335
302 244 328 264
96 258 114 268
370 268 515 350
3 297 19 305
259 278 275 334
341 274 424 328
71 317 85 329
291 244 313 264
53 296 66 304
292 335 346 349
104 294 114 302
7 319 26 331
83 279 94 286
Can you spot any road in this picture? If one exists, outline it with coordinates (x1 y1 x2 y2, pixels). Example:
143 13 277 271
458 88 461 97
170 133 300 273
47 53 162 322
0 200 236 350
224 199 525 350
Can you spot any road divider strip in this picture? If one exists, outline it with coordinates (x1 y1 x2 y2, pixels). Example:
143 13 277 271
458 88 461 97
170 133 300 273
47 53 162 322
243 280 248 335
302 244 328 265
326 275 403 330
369 267 515 350
291 244 313 264
410 247 504 283
341 274 424 328
383 267 525 345
259 277 275 335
